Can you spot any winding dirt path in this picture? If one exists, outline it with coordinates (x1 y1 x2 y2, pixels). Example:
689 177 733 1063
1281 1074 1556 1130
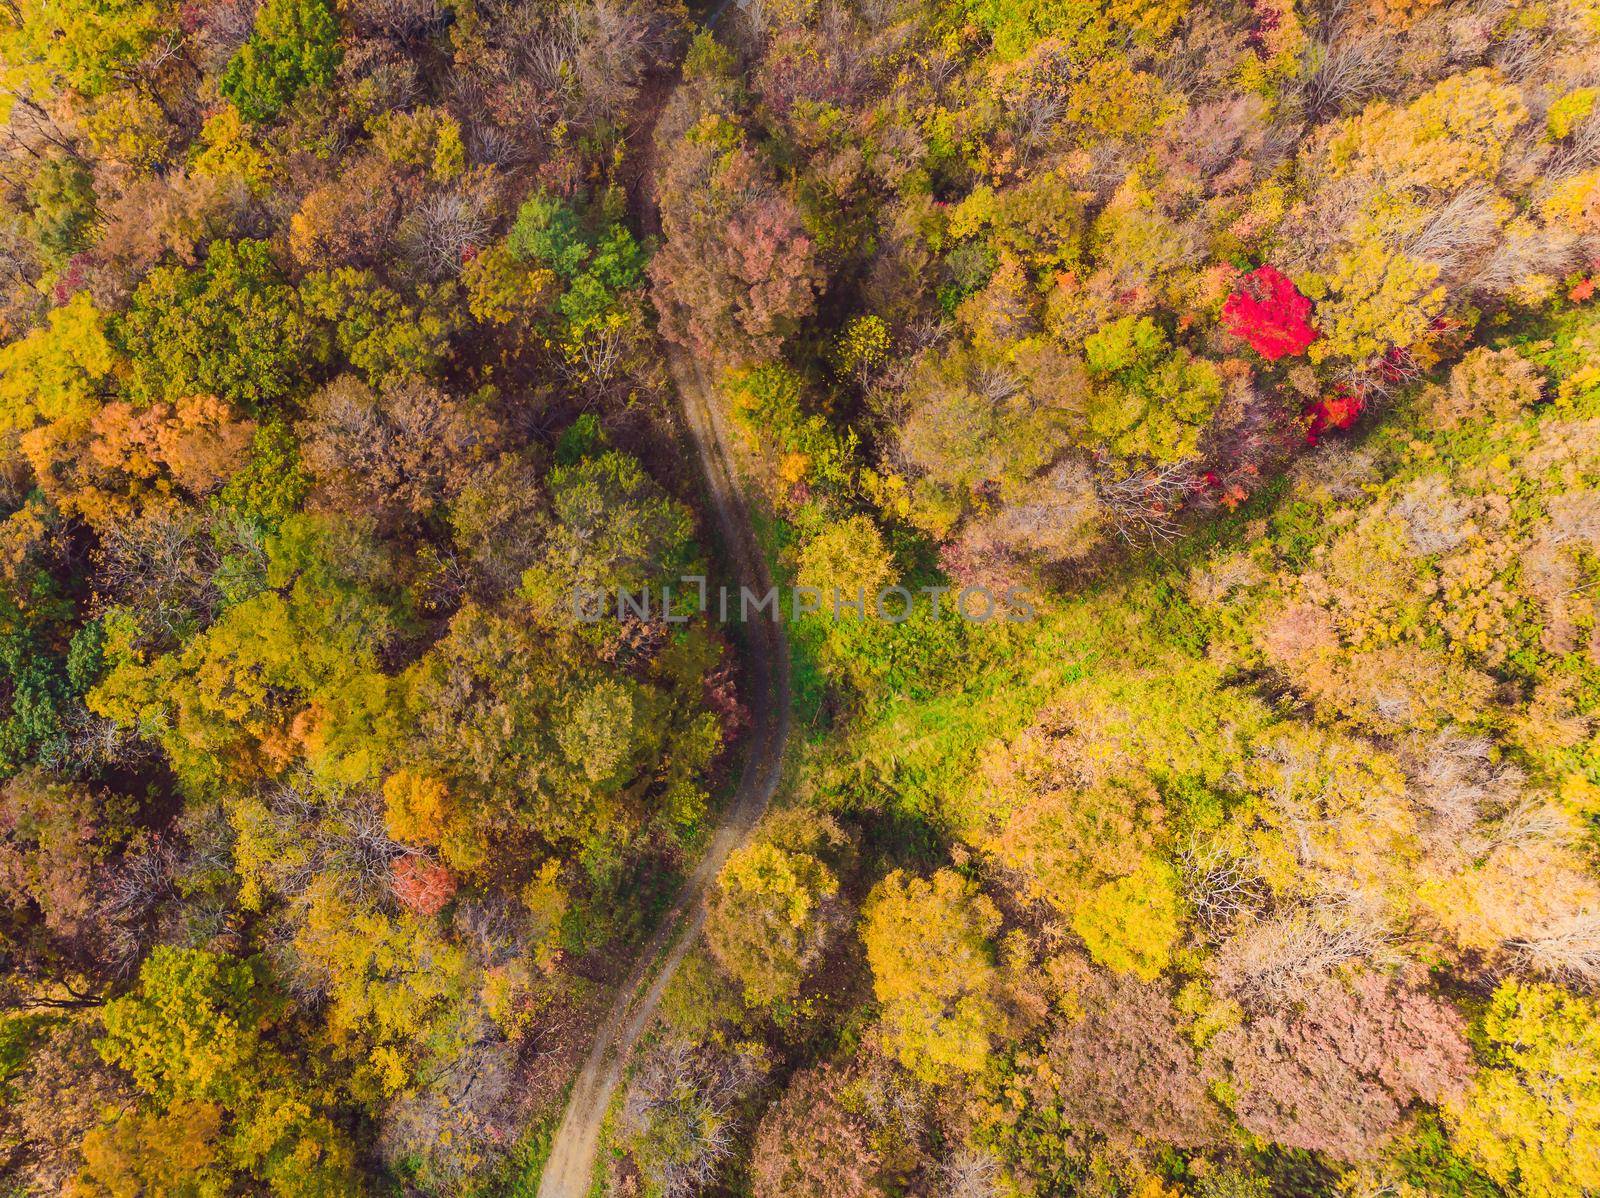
535 348 792 1198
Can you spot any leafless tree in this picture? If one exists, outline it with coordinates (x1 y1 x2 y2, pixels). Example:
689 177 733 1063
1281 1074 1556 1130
489 0 667 130
1297 33 1396 120
452 895 530 969
462 111 524 167
921 44 964 92
940 1149 1003 1198
1336 347 1424 405
1483 795 1577 855
1389 475 1473 556
1467 220 1581 299
1187 552 1264 607
620 1040 766 1198
1212 894 1394 1007
1548 107 1600 177
856 1051 925 1140
139 30 190 78
380 1010 522 1186
96 836 180 974
1254 734 1341 871
0 227 39 301
0 88 81 165
403 188 494 279
44 705 152 775
1401 728 1525 861
519 8 582 96
572 0 675 120
1405 184 1503 282
249 776 417 905
560 324 631 398
1178 837 1271 939
192 0 257 64
1094 462 1193 547
1511 910 1600 988
94 506 229 647
1487 25 1550 81
731 0 776 44
1160 95 1270 187
1011 85 1067 164
349 0 448 43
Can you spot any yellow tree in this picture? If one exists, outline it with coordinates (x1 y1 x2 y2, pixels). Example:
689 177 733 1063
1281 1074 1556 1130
1447 981 1600 1197
706 810 845 1008
861 869 1001 1082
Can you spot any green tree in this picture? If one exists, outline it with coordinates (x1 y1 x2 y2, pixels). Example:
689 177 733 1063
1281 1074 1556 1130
217 419 312 531
894 344 1082 538
28 157 98 262
521 449 698 618
300 267 454 386
397 601 719 862
221 0 342 123
505 191 647 361
507 191 592 278
118 239 308 409
795 515 895 607
0 572 75 776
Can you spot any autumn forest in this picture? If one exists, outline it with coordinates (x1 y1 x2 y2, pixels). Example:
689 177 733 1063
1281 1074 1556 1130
1 0 1599 1193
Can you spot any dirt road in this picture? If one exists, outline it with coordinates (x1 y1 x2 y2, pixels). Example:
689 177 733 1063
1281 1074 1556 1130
534 348 792 1198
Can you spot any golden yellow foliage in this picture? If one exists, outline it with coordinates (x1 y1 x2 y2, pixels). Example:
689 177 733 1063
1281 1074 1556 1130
383 770 452 846
862 869 1002 1081
1326 69 1527 193
0 292 114 435
1309 244 1447 364
190 104 271 192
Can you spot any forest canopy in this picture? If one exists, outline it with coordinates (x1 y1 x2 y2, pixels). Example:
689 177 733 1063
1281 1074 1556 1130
1 0 1599 1192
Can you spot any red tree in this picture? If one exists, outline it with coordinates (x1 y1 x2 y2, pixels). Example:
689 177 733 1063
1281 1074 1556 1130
1207 969 1472 1159
391 857 457 915
1223 266 1319 360
651 140 823 365
1305 390 1364 443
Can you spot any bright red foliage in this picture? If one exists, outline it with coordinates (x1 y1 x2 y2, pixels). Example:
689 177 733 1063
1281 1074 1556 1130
1223 266 1319 360
1305 391 1364 444
391 857 457 916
